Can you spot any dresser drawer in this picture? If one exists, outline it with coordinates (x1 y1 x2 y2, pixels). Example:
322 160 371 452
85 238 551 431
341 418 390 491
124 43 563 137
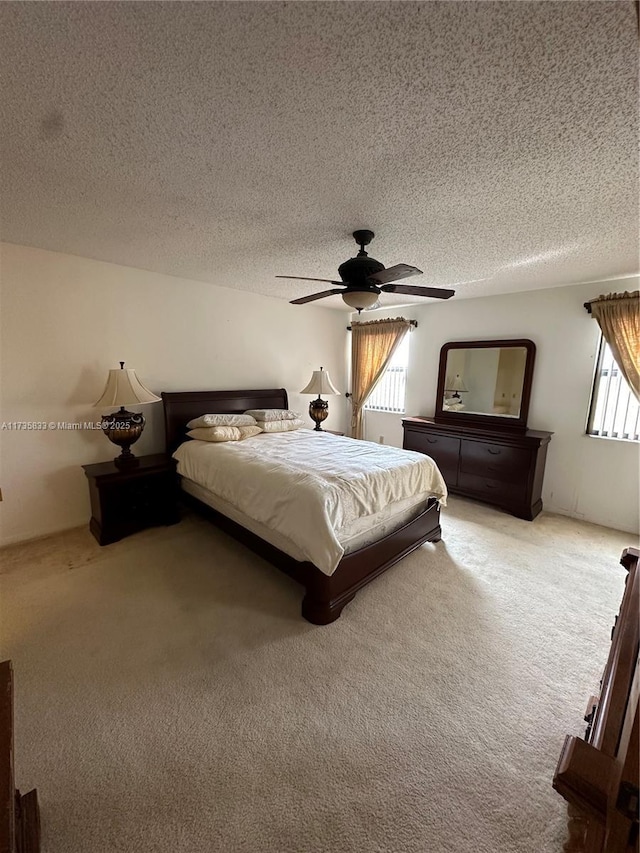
460 440 530 484
403 431 460 483
458 472 525 505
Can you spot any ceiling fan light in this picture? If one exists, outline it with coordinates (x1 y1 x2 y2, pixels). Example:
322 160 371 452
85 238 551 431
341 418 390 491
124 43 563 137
341 291 380 310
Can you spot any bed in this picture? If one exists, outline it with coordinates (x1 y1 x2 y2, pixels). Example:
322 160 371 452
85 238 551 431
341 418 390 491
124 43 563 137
162 388 446 625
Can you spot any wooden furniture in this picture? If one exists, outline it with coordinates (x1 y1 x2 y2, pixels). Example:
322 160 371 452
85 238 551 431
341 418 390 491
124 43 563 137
403 336 552 519
402 417 551 520
320 429 345 436
553 547 639 853
434 338 537 431
82 453 179 545
0 661 40 853
162 388 442 625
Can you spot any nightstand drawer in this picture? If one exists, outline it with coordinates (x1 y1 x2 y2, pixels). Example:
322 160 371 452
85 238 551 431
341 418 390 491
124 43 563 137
101 472 175 526
460 440 530 483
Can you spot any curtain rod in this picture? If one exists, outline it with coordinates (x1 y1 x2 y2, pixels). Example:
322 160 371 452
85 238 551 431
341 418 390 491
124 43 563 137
346 319 418 331
584 302 592 314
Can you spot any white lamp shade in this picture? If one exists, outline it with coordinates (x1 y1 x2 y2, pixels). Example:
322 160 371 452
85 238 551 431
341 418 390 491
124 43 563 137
300 368 339 396
342 291 380 310
445 373 468 393
93 367 162 408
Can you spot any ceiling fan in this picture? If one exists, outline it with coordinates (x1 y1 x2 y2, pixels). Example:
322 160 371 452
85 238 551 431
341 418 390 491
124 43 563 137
277 230 455 311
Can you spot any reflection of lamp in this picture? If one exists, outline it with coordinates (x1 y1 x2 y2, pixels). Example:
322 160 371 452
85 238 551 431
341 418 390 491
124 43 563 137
445 374 468 400
93 362 161 468
300 367 340 430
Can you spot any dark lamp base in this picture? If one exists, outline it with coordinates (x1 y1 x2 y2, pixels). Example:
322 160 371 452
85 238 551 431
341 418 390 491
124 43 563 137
309 397 329 431
101 407 145 466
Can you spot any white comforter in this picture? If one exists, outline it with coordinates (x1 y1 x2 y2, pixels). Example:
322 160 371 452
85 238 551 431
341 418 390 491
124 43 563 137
173 430 447 576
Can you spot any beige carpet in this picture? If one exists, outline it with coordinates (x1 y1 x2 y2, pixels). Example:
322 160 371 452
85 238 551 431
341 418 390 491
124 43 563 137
0 497 635 853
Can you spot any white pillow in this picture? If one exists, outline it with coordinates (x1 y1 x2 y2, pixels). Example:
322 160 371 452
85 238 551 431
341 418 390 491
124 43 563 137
187 425 263 442
187 413 258 429
260 418 306 433
244 409 300 422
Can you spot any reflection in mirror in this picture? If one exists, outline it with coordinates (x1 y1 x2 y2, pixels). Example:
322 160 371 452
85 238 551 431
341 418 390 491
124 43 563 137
443 347 528 418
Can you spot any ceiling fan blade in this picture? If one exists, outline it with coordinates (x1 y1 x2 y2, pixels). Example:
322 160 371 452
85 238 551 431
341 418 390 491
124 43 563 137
367 263 422 285
380 284 455 299
276 275 343 285
290 288 345 305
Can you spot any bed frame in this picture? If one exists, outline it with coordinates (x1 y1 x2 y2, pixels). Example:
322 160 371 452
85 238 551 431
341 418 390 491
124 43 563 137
162 388 442 625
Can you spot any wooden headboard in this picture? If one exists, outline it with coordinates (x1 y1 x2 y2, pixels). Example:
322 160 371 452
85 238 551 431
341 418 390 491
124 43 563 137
161 388 289 454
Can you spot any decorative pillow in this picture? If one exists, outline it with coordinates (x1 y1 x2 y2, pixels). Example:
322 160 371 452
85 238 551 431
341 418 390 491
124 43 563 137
187 425 263 442
259 418 306 433
187 413 258 429
244 409 300 422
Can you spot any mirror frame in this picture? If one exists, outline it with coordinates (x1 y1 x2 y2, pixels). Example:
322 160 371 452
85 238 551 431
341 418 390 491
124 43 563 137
434 338 536 431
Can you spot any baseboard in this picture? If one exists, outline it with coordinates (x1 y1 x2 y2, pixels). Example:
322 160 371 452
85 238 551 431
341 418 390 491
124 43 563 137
0 522 87 550
543 504 639 537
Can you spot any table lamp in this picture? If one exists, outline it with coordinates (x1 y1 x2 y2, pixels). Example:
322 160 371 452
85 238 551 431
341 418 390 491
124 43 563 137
445 374 468 400
300 367 339 430
93 362 161 467
444 373 468 411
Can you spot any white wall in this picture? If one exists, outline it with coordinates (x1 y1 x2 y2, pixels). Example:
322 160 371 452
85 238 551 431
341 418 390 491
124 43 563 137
2 243 636 544
359 279 640 535
0 243 350 545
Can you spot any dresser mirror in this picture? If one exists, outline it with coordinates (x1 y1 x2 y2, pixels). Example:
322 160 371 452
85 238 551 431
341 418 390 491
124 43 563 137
434 339 536 431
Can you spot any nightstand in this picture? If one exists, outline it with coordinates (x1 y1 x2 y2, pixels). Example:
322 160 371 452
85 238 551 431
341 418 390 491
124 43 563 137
320 430 345 436
82 453 179 545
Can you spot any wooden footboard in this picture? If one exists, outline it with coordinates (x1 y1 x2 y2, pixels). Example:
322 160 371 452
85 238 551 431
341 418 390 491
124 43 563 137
300 498 441 624
181 489 441 624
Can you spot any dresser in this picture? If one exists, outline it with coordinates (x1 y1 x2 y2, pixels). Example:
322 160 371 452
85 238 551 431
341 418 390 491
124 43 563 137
402 416 552 520
553 547 639 852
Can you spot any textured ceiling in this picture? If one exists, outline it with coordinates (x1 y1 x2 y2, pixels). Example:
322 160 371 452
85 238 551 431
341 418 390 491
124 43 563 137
0 1 638 310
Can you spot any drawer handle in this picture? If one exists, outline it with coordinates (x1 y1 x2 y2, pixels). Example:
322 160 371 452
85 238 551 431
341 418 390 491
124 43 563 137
426 438 438 444
487 448 501 455
484 482 498 489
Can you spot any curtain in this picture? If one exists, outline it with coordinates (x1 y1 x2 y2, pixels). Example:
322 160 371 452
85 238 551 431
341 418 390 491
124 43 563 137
350 318 412 439
589 291 640 401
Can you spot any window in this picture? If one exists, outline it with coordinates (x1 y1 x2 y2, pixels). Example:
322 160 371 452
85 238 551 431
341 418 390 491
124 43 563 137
587 336 639 441
364 333 410 413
